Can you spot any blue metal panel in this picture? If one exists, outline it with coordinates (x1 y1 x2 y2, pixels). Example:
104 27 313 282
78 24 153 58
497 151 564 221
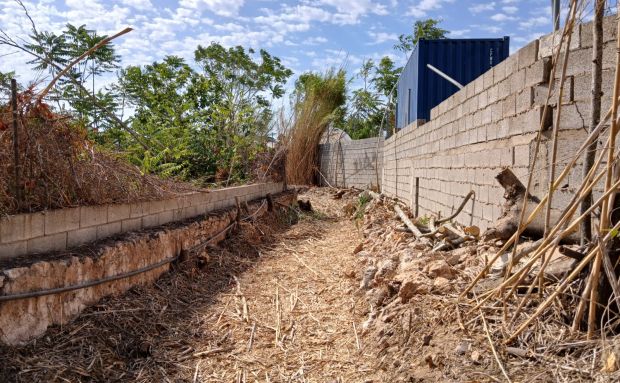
395 37 509 129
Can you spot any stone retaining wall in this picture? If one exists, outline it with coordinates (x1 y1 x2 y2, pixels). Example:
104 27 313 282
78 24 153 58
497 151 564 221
0 183 284 259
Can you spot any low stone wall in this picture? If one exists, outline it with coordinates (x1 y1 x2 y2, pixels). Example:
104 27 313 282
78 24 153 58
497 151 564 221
0 191 295 345
0 183 283 259
319 137 382 189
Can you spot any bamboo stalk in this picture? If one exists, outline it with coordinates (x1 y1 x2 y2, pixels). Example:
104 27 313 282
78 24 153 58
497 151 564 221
461 103 615 299
502 4 573 284
506 220 620 344
588 8 620 339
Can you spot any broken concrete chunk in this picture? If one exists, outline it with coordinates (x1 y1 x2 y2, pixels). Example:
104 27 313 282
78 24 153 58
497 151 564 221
455 340 471 355
359 266 378 290
425 260 456 280
432 277 452 293
398 276 429 302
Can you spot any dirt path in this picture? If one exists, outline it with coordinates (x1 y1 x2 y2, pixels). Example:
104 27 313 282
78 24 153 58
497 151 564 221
200 217 373 382
0 190 377 382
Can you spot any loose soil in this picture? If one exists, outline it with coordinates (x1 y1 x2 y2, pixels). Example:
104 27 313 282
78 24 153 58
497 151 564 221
2 187 616 382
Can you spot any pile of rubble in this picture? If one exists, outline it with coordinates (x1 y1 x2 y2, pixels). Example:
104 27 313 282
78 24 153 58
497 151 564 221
332 188 615 381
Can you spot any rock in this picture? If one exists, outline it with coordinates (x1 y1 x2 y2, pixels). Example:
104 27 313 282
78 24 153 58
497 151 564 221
360 266 378 290
471 350 482 364
366 285 390 307
421 334 432 346
445 253 461 266
398 275 429 302
432 277 452 293
425 260 456 280
376 259 397 279
455 340 471 355
353 243 364 254
602 351 619 373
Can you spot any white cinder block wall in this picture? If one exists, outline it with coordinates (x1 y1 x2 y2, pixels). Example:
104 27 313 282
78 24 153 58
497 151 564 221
319 15 617 231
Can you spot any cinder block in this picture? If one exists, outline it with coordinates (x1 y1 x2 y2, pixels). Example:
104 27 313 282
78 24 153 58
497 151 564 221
478 90 488 109
121 217 143 233
0 241 27 259
1 212 45 243
556 102 589 130
130 202 148 218
502 93 516 118
158 210 174 225
96 221 122 240
80 205 108 228
518 40 539 70
493 60 507 82
538 27 580 59
558 47 593 77
516 87 534 114
510 69 526 94
525 57 551 86
107 203 130 222
44 208 79 235
27 232 67 254
483 68 494 90
147 200 165 214
474 76 484 95
497 78 511 100
487 84 499 104
142 214 160 228
67 227 97 248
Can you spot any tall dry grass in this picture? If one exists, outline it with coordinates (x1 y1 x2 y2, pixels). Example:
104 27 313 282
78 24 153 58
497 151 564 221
285 69 346 185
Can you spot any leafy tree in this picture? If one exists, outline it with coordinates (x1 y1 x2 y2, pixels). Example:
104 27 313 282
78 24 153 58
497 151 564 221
192 43 292 183
394 18 448 54
115 43 292 183
24 24 121 129
114 56 195 177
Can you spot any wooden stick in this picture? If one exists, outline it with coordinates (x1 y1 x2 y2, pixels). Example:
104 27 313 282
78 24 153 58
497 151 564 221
506 220 620 343
480 308 512 383
39 27 133 100
394 205 424 239
436 190 475 224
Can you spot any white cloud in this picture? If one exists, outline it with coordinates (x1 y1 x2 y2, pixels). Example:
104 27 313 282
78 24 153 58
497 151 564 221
179 0 245 17
490 13 515 22
121 0 153 11
367 30 397 45
303 36 328 45
502 5 518 14
406 0 453 18
316 0 389 24
448 28 471 37
519 16 549 29
469 2 495 14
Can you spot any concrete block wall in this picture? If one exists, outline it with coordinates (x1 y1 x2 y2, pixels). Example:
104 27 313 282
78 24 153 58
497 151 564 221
0 183 283 259
319 14 617 231
319 137 383 189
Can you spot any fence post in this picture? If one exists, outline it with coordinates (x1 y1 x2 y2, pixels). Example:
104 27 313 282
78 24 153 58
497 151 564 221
11 78 21 206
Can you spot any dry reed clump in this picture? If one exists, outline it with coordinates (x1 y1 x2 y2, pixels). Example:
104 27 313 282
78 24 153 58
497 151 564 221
0 89 198 215
285 69 346 185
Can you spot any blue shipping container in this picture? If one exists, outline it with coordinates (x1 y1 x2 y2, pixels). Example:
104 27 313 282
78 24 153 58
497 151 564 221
396 37 509 129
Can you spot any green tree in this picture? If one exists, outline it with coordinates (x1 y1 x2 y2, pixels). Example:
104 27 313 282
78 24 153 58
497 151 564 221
394 18 448 54
192 43 292 183
115 43 293 183
114 56 195 177
24 24 121 129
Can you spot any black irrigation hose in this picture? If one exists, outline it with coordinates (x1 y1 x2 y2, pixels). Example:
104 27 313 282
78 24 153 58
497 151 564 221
0 256 177 303
0 198 277 303
436 190 476 225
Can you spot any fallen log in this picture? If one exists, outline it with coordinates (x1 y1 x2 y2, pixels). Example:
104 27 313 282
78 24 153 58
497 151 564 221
394 206 428 243
483 168 553 240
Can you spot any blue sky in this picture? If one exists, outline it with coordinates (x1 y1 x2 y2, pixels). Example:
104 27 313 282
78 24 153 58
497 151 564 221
0 0 572 91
